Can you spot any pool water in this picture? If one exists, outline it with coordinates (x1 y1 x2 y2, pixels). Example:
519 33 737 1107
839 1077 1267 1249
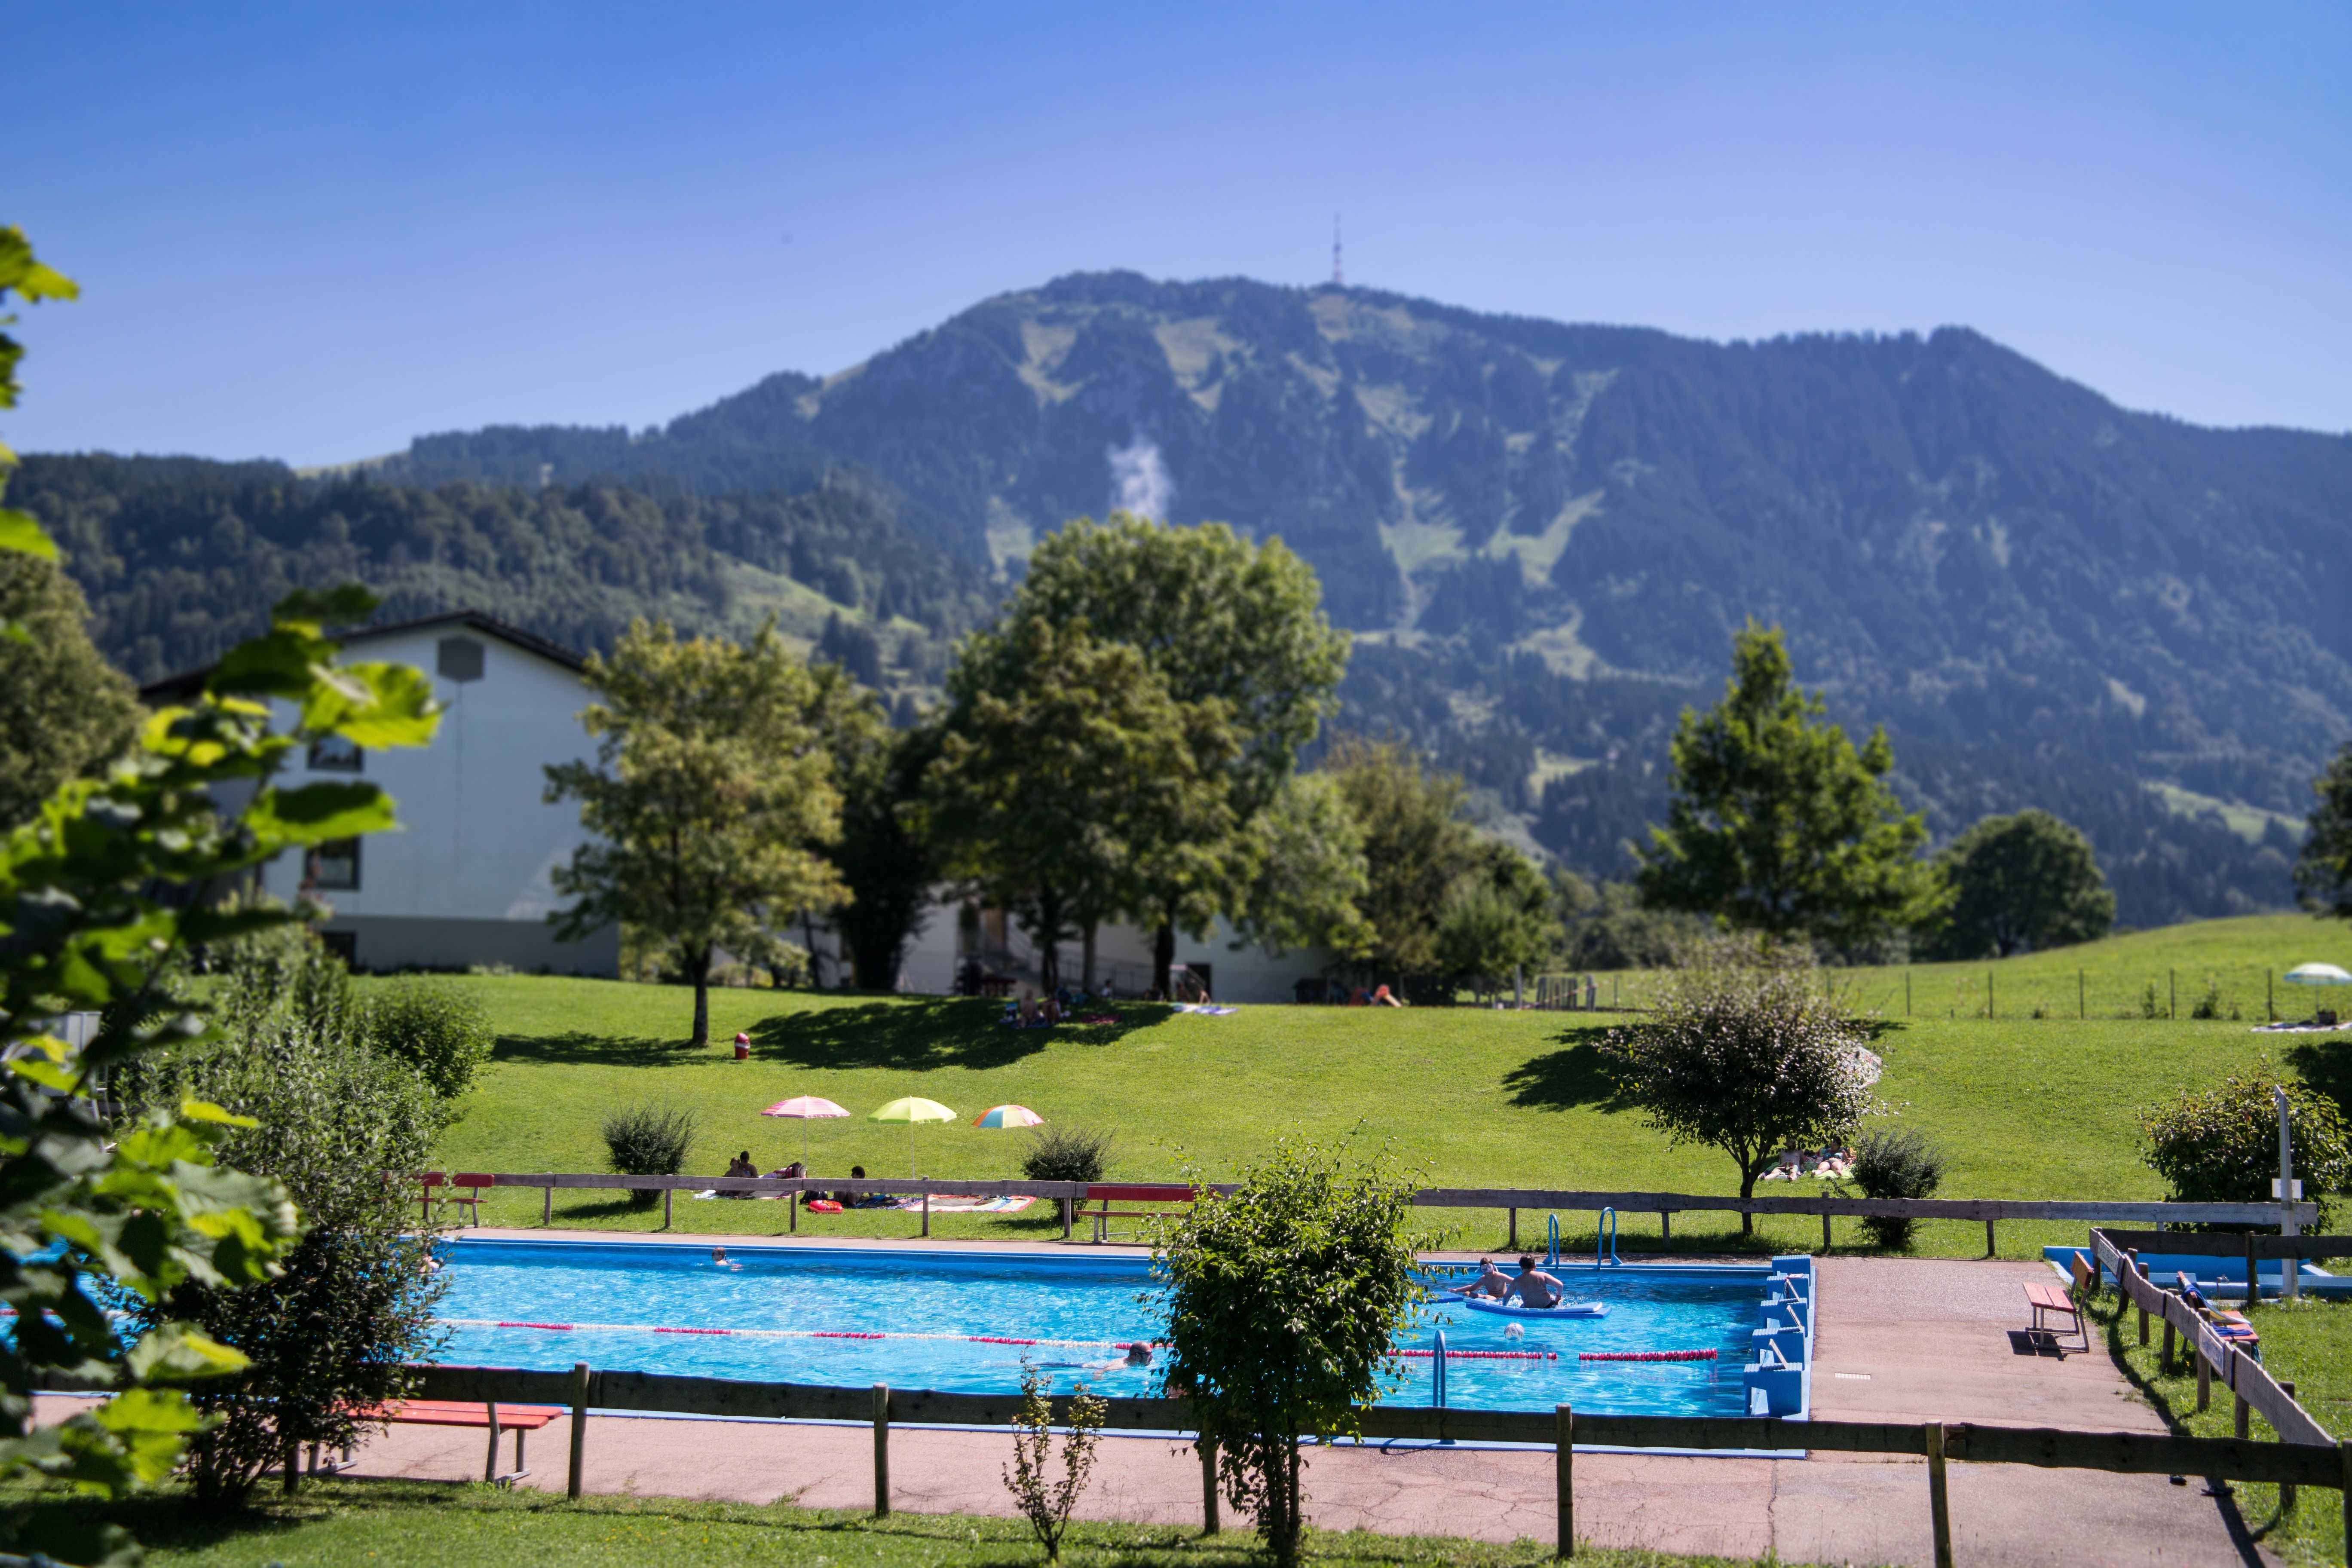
435 1240 1772 1419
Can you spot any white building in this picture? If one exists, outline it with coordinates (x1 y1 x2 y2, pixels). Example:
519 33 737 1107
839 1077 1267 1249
144 610 618 976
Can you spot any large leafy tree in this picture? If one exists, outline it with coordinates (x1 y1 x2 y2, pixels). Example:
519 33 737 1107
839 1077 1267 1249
1226 771 1375 963
0 551 140 830
1599 936 1880 1231
1001 514 1349 989
0 228 438 1560
1435 839 1559 1000
546 618 844 1045
1323 735 1478 984
810 667 940 990
1638 623 1943 948
2297 741 2352 922
926 618 1234 992
1917 808 2114 959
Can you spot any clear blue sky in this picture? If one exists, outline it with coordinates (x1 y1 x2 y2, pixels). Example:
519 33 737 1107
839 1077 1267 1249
7 2 2346 466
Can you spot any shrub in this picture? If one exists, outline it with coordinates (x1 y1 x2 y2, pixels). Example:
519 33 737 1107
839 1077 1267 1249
1023 1124 1113 1184
1845 1127 1948 1251
603 1104 698 1208
364 979 495 1100
1153 1138 1424 1568
1001 1361 1106 1561
2141 1063 2352 1229
2190 980 2223 1020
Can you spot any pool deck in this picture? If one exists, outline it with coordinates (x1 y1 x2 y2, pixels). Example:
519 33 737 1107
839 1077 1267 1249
91 1240 2275 1566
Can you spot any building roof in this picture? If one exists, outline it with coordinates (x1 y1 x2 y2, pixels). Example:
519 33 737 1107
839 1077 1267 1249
138 608 588 704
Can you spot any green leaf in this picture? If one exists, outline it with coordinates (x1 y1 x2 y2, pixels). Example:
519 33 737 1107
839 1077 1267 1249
175 1099 260 1129
0 507 58 561
243 781 397 845
206 628 325 698
125 1325 250 1384
302 659 442 750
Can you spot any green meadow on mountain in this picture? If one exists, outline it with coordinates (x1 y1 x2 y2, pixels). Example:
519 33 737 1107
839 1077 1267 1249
28 273 2352 928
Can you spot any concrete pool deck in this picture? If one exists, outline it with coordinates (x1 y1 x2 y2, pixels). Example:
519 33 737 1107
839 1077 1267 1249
87 1246 2274 1566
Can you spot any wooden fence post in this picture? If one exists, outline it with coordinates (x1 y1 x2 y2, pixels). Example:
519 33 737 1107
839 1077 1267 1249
282 1431 300 1495
1984 1219 1996 1258
2233 1350 2251 1441
567 1362 590 1499
542 1174 552 1227
1925 1421 1953 1568
1200 1436 1219 1534
485 1401 502 1484
2340 1440 2352 1564
2162 1314 2175 1372
2245 1232 2259 1313
2130 1250 2147 1345
2281 1383 2298 1509
1509 1207 1519 1250
1822 1213 1831 1252
2197 1342 2211 1412
921 1188 931 1238
1556 1404 1574 1559
872 1384 891 1516
662 1187 672 1231
1062 1197 1072 1241
1659 1212 1671 1244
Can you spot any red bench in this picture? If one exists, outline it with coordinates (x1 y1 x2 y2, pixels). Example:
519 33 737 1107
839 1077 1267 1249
418 1172 492 1226
2024 1280 2087 1354
340 1399 563 1485
1084 1183 1197 1243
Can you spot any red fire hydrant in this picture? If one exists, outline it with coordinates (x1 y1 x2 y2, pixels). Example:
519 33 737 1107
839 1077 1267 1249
733 1032 751 1060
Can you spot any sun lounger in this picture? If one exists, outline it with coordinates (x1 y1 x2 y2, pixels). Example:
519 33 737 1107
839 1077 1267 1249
2024 1280 2088 1353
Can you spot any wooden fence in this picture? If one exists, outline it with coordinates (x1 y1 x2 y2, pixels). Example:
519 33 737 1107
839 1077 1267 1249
407 1360 2352 1566
431 1171 2315 1253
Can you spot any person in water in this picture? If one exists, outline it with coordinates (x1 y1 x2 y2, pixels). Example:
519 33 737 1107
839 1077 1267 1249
1124 1342 1153 1366
1508 1254 1565 1309
1460 1258 1513 1300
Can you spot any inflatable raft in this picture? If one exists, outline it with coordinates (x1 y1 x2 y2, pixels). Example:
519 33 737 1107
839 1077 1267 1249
1455 1294 1609 1320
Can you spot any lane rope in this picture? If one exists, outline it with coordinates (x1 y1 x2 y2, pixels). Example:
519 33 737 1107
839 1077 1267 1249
1577 1349 1717 1362
440 1319 1553 1359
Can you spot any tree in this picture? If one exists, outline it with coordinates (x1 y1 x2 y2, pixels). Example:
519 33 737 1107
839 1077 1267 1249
1555 871 1706 971
0 551 140 830
545 618 845 1045
1435 840 1559 1000
121 924 448 1503
926 618 1234 992
809 665 937 990
1152 1138 1424 1568
1598 936 1880 1231
1003 514 1350 989
2297 741 2352 921
2141 1063 2352 1230
1638 624 1943 949
1917 809 2114 959
1227 771 1375 963
1324 735 1478 984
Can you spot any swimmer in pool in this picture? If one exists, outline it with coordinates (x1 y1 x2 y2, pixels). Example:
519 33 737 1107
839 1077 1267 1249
1458 1258 1512 1300
1507 1255 1565 1309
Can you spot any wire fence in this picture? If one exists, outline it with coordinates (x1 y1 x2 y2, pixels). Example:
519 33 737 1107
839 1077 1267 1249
1528 964 2342 1023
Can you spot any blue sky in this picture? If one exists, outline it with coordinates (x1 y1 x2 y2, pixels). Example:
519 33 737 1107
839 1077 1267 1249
6 3 2346 466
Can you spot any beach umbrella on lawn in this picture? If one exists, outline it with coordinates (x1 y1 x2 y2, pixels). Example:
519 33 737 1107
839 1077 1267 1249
973 1104 1044 1129
760 1095 850 1164
2285 964 2352 986
870 1096 957 1178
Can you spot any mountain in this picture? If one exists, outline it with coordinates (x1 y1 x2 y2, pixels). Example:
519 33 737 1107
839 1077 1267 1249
33 273 2352 929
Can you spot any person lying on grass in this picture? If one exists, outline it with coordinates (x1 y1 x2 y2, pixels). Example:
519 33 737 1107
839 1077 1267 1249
1509 1255 1565 1308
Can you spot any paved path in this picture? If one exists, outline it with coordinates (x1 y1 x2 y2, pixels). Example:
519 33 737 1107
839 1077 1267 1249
132 1250 2273 1565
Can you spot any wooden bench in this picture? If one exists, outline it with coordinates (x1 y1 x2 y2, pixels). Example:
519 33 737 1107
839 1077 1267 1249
419 1172 491 1226
1084 1183 1197 1243
343 1399 563 1485
2024 1280 2088 1354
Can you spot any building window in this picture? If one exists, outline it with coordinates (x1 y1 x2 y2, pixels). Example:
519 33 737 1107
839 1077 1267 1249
437 636 485 683
309 838 361 891
307 734 364 772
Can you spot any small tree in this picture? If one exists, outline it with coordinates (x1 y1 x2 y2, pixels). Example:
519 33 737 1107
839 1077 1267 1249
545 619 845 1045
812 667 937 990
1435 841 1559 1001
2297 740 2352 921
603 1104 698 1209
1638 623 1945 949
0 549 141 831
2141 1063 2352 1229
1598 937 1880 1233
1022 1125 1113 1185
1228 770 1375 963
1324 735 1478 984
1153 1139 1425 1568
1917 809 2113 959
363 978 495 1100
1000 1361 1106 1562
1844 1127 1948 1251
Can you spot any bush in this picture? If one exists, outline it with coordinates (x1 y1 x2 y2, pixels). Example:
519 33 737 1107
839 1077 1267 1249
364 979 495 1100
603 1104 698 1209
1023 1124 1113 1184
2141 1063 2352 1229
1845 1127 1948 1251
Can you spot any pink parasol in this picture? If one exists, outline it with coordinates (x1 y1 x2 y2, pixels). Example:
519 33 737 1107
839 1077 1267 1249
761 1095 850 1162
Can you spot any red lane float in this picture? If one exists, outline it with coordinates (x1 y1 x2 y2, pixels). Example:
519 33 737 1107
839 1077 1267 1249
1577 1349 1718 1362
1390 1348 1556 1361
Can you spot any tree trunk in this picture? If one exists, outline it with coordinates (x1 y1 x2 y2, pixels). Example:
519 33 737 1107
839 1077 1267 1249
689 945 713 1047
1082 922 1098 994
1035 888 1062 994
1737 1163 1757 1236
1152 918 1176 998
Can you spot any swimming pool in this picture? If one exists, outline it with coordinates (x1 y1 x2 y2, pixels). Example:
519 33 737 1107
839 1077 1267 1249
433 1239 1809 1421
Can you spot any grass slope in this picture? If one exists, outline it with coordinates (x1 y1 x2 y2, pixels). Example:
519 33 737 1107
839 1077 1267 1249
408 916 2352 1259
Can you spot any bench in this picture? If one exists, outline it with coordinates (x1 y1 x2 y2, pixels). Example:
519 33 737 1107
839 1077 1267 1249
2024 1280 2088 1354
340 1399 563 1485
1084 1183 1197 1243
419 1172 491 1226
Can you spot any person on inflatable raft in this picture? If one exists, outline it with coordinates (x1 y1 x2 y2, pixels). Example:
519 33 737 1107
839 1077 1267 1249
1456 1255 1564 1308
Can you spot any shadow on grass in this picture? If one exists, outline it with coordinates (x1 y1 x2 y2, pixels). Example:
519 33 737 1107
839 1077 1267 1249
1501 1028 1628 1113
2285 1037 2352 1119
750 998 1171 1072
2081 1293 2269 1563
492 1030 706 1067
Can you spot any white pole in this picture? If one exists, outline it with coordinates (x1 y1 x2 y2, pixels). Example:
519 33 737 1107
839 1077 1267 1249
2278 1085 2301 1301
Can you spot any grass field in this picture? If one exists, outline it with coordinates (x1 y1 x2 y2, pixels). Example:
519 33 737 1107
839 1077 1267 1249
20 1481 1767 1568
404 913 2352 1259
2089 1291 2352 1565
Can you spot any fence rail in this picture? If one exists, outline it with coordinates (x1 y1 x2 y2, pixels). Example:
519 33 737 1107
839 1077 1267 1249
396 1360 2352 1565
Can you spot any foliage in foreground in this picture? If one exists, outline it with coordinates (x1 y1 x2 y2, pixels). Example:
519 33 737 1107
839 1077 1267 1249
1002 1361 1106 1562
2139 1061 2352 1229
1598 936 1881 1230
1152 1138 1427 1568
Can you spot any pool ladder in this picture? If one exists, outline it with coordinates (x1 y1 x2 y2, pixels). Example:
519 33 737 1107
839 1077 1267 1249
1596 1207 1623 1267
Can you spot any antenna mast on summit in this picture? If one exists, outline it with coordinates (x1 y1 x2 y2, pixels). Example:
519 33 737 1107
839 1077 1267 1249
1332 215 1344 287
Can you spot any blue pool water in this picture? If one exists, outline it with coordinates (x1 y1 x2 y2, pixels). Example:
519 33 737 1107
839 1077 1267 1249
434 1240 1777 1418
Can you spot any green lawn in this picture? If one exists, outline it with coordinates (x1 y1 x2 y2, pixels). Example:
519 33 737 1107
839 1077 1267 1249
2089 1290 2352 1565
400 913 2352 1259
40 1480 1773 1568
